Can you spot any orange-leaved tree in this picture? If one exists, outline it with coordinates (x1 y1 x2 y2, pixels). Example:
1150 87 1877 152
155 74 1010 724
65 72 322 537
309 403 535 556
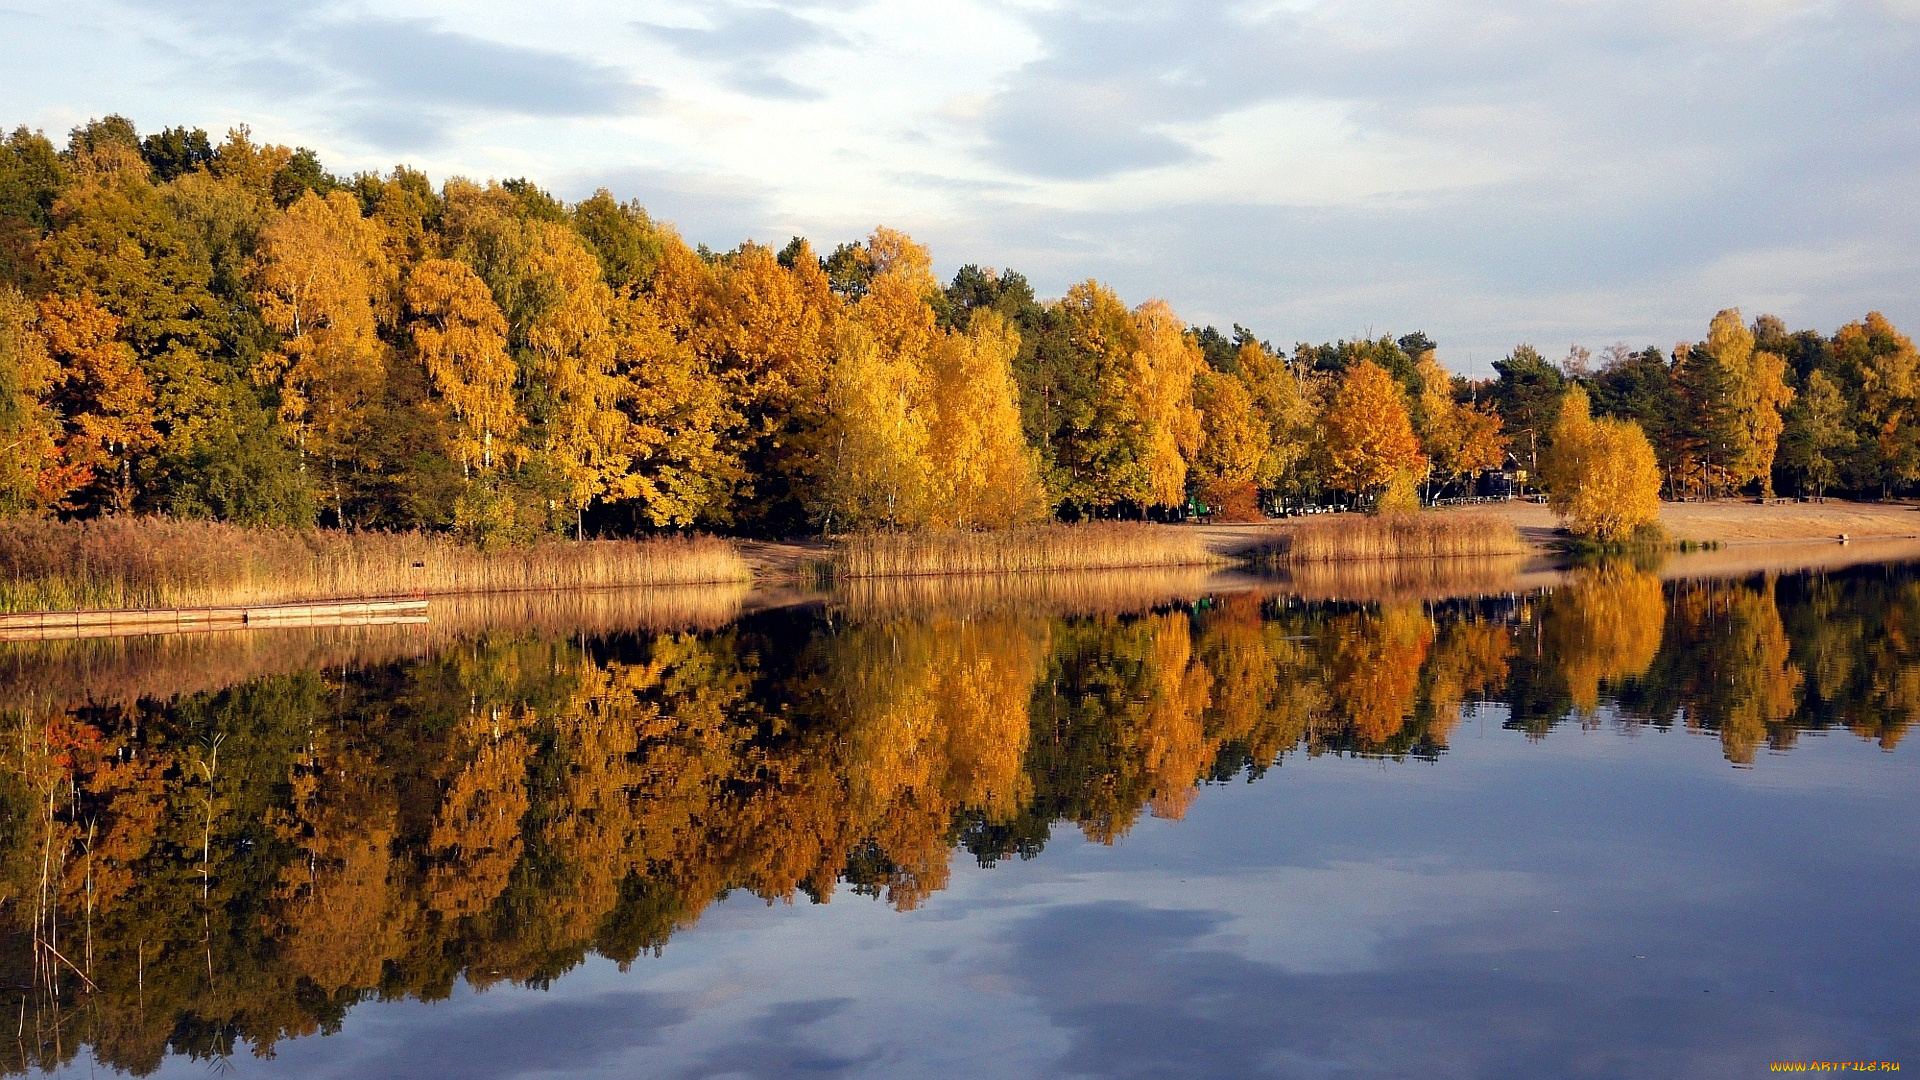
0 288 81 514
1415 350 1507 493
37 291 155 512
1320 358 1424 506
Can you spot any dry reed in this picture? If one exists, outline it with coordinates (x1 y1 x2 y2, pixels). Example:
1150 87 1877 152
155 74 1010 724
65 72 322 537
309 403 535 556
0 517 751 614
1265 513 1528 564
832 523 1227 579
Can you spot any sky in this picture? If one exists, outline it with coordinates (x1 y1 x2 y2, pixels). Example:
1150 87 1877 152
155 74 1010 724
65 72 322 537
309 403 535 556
2 0 1917 374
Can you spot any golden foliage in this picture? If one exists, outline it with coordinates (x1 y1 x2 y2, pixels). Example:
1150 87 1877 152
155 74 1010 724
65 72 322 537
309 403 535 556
1543 564 1665 713
1236 341 1317 495
1321 359 1424 498
926 311 1049 528
1129 300 1205 506
35 292 153 507
1707 308 1796 496
405 258 521 473
253 191 393 470
1417 351 1508 482
1545 387 1662 541
1194 368 1270 505
0 289 70 515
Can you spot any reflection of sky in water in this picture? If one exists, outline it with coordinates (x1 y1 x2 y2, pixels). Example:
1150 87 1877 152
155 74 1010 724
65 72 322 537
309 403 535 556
108 712 1919 1079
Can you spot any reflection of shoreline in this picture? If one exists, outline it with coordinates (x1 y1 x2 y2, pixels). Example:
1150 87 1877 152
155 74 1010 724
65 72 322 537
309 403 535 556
0 582 756 711
10 546 1920 714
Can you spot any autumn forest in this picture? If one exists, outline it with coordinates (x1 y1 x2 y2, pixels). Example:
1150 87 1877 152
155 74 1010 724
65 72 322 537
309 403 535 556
3 117 1916 545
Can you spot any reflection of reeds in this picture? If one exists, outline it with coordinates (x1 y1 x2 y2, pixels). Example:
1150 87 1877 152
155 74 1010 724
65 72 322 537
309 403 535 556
425 583 751 640
0 517 750 613
0 583 753 712
1264 514 1527 563
1271 555 1529 604
829 567 1227 620
831 524 1225 579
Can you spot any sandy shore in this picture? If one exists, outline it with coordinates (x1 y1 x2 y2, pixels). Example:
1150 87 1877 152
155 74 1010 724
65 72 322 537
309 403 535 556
1188 499 1920 554
1482 498 1920 545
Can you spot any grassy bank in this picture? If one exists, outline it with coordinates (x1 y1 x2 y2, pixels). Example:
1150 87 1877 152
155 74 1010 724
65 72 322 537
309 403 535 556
0 517 750 613
1263 513 1528 564
831 523 1227 579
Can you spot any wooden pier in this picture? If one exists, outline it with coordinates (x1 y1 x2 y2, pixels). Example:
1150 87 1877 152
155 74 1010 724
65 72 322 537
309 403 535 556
0 599 430 641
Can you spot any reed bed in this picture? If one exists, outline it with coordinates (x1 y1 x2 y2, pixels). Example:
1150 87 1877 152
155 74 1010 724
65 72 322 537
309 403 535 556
0 517 750 613
425 581 751 639
831 523 1228 579
1264 513 1528 564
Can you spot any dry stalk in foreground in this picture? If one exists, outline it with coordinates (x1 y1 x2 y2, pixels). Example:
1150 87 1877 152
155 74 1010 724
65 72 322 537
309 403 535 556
0 517 750 613
831 523 1227 579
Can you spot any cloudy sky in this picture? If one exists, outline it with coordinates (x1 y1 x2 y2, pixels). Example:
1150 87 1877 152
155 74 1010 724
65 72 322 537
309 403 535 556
2 0 1917 372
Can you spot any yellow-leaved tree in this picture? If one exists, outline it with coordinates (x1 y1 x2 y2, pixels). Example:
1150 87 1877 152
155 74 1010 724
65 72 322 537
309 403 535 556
657 236 841 527
252 190 394 523
405 258 522 475
806 227 957 531
1415 350 1508 493
926 310 1048 528
1235 340 1317 500
1544 386 1662 541
611 283 744 528
1707 309 1794 497
1192 368 1270 519
1320 358 1425 507
1129 300 1204 507
518 221 634 537
812 320 930 530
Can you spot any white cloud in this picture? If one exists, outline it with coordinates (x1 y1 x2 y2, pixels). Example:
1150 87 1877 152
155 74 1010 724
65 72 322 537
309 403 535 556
2 0 1917 368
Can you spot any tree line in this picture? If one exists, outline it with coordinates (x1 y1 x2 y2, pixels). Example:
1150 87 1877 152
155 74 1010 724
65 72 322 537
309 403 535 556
1 116 1914 542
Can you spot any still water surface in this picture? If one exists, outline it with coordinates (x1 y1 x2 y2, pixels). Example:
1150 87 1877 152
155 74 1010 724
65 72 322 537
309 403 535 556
3 560 1917 1078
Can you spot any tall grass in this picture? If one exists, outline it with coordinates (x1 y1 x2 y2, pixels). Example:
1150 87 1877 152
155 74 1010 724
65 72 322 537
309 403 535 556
0 517 750 613
1262 513 1528 564
832 523 1227 579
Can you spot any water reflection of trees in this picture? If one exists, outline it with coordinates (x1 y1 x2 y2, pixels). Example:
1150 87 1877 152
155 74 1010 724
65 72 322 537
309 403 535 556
5 563 1920 1074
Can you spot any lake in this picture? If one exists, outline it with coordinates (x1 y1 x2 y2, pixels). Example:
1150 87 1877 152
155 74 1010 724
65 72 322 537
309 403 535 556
2 557 1916 1078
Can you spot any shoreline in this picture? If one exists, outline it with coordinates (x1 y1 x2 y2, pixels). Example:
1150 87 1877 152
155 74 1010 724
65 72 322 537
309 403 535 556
4 500 1919 637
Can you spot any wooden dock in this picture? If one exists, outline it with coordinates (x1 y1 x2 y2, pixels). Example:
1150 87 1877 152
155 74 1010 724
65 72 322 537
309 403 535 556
0 599 430 641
